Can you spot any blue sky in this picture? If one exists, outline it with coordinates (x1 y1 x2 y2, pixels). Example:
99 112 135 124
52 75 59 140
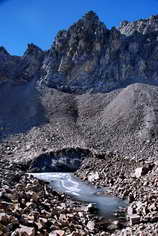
0 0 158 55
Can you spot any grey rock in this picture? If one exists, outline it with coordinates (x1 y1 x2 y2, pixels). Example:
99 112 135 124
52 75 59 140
134 167 144 178
127 206 134 216
88 172 99 182
87 220 95 231
15 225 36 236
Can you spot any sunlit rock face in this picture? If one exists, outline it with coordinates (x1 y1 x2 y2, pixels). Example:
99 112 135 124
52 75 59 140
119 15 158 36
40 12 158 93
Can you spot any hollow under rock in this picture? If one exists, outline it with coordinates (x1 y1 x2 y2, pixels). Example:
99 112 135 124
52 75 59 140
28 147 92 172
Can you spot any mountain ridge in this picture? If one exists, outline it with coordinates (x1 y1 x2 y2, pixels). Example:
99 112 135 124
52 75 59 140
1 11 158 93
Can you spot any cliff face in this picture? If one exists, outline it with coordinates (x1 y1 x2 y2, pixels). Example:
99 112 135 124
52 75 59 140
41 12 158 93
1 11 158 93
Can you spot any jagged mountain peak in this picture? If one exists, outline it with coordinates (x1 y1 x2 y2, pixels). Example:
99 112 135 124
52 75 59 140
53 11 108 53
1 12 158 94
41 12 158 93
23 43 43 57
69 11 107 36
83 11 99 21
70 11 105 28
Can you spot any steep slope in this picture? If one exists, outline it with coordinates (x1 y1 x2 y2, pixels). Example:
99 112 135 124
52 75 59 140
1 83 158 162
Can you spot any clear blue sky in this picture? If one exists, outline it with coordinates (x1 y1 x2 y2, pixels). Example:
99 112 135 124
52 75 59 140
0 0 158 55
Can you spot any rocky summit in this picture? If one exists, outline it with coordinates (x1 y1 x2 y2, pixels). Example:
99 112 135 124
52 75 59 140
0 11 158 235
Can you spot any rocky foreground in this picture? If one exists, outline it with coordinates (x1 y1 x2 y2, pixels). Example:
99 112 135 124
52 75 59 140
0 157 126 236
0 153 158 236
76 154 158 235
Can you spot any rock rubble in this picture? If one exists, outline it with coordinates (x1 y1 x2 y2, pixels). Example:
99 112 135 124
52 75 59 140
76 153 158 235
0 160 126 236
0 152 158 235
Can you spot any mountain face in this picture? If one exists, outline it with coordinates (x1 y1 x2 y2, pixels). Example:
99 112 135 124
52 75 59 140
1 11 158 93
1 11 158 161
43 12 158 93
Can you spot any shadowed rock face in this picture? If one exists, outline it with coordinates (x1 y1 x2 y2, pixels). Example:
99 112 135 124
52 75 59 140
29 148 91 172
0 43 44 83
0 80 48 138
